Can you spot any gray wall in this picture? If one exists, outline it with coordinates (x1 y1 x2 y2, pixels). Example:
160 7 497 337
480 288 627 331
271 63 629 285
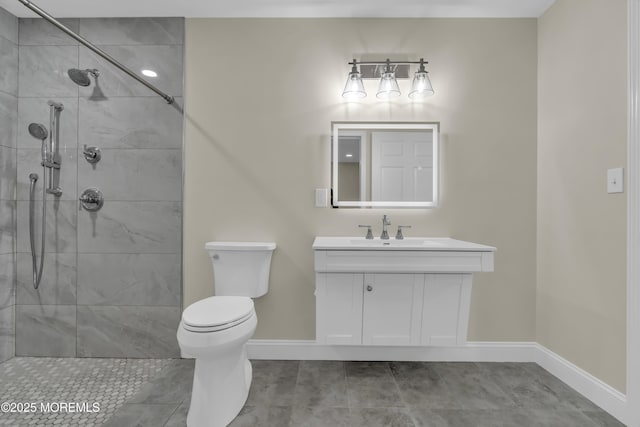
0 6 18 363
14 17 183 357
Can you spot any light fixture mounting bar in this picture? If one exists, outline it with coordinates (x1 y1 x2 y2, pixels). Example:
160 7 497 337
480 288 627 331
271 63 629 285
359 64 407 79
348 60 428 66
348 58 428 79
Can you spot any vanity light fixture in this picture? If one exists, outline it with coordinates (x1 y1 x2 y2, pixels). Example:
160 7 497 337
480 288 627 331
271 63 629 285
342 62 366 99
409 59 434 99
342 58 434 100
376 59 401 99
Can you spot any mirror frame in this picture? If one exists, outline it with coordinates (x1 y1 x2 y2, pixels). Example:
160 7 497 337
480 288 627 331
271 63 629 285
331 121 439 208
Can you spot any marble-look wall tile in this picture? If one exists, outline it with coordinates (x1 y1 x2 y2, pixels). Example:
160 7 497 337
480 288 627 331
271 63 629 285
79 45 183 98
78 149 181 201
77 305 180 358
0 91 17 148
0 305 14 362
0 145 16 200
0 200 15 255
0 253 15 307
12 14 184 359
19 18 79 46
77 201 181 253
79 18 184 45
77 253 180 306
15 304 76 357
17 148 78 201
0 7 18 44
0 37 18 96
16 252 76 305
18 45 79 97
78 97 183 149
16 200 77 253
17 97 78 149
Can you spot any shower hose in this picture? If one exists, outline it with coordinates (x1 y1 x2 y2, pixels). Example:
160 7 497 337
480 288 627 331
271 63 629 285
28 168 46 290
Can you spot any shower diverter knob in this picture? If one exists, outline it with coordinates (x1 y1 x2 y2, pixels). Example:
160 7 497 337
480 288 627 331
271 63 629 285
83 144 101 163
79 188 104 211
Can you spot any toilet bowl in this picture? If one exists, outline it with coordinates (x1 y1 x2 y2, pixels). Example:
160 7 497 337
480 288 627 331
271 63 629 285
177 242 276 427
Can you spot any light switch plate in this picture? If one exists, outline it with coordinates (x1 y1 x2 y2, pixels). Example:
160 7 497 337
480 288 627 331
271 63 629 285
607 168 624 194
315 188 329 207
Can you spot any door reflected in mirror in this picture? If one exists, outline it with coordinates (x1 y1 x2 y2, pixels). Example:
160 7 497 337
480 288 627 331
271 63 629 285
332 122 439 208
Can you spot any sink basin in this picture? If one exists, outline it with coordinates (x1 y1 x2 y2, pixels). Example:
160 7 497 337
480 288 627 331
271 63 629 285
348 238 448 248
313 236 496 252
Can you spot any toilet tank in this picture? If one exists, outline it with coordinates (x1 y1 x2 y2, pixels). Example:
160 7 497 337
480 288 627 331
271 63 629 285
205 242 276 298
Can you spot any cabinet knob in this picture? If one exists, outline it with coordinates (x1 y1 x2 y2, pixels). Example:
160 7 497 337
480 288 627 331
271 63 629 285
366 285 373 292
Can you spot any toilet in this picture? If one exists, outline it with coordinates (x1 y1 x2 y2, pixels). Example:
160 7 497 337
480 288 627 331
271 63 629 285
177 241 276 427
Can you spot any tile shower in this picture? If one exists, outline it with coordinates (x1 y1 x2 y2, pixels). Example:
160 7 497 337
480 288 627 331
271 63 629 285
0 7 184 359
0 6 18 364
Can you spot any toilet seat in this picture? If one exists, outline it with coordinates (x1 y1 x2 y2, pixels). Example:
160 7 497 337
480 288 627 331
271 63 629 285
182 296 254 333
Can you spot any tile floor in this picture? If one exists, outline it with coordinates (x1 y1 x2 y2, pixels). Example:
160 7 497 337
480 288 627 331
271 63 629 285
0 358 626 426
0 357 170 426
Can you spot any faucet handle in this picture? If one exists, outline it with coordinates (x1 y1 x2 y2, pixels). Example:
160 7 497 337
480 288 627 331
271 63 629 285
83 144 101 163
358 225 374 240
395 225 412 240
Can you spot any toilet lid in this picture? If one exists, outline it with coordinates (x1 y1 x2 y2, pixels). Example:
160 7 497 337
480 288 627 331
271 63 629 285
205 241 276 251
182 296 254 329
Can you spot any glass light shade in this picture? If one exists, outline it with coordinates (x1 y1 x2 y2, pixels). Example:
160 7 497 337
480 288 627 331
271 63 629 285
376 72 401 99
408 71 434 99
342 72 366 99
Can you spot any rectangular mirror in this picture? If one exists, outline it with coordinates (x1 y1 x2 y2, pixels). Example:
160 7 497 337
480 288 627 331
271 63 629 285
332 122 439 208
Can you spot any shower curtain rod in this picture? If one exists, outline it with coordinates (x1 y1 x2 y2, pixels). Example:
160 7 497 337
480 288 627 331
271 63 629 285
17 0 175 104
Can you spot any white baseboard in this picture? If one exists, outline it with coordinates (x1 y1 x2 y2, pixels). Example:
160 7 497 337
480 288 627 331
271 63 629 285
246 339 628 425
246 339 537 362
534 344 628 425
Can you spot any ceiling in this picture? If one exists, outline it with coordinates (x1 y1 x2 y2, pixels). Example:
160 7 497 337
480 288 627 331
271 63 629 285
0 0 556 19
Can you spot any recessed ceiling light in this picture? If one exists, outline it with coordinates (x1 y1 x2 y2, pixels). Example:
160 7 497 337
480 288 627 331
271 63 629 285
141 69 158 78
345 153 353 158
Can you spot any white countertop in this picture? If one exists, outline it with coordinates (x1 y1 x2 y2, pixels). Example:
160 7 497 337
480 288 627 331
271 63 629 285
312 236 496 252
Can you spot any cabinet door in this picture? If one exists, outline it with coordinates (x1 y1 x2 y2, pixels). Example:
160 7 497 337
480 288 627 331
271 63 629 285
315 273 363 345
421 274 472 346
362 273 424 346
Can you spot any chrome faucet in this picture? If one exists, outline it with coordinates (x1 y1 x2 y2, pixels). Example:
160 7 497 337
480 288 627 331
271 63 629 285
380 215 391 240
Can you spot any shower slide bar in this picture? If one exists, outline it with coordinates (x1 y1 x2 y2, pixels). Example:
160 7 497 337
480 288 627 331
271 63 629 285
45 100 63 197
16 0 175 105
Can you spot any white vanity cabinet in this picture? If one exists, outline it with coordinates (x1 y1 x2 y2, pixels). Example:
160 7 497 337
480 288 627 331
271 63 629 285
362 273 424 346
316 272 423 346
315 273 364 345
313 237 496 347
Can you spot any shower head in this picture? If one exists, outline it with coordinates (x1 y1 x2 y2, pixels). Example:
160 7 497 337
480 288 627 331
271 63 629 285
67 68 99 87
28 123 48 140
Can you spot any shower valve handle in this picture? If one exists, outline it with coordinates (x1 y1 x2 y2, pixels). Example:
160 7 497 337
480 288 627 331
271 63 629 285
83 145 101 163
79 188 104 212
